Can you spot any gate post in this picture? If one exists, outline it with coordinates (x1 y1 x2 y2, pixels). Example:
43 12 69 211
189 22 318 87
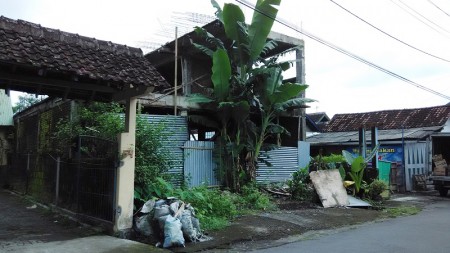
114 97 136 236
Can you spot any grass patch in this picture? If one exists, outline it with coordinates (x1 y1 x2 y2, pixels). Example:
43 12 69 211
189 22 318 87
382 205 421 218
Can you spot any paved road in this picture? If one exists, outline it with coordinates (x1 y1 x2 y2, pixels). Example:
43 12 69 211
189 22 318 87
254 198 450 253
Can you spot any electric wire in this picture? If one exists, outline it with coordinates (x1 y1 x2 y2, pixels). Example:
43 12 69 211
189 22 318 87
398 0 450 33
390 0 450 38
329 0 450 63
394 0 450 37
427 0 450 17
235 0 450 101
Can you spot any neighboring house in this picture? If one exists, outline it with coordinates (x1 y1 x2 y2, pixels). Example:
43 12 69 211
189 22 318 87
307 112 330 132
306 105 450 191
143 19 308 146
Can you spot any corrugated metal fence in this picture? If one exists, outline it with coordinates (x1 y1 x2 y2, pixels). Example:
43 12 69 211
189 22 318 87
257 141 310 183
183 141 219 187
182 141 310 186
139 115 188 186
257 147 299 183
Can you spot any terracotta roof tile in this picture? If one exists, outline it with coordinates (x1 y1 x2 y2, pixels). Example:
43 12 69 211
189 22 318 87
0 16 169 90
323 105 450 132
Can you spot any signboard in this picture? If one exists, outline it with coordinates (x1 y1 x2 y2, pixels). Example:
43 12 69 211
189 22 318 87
347 145 403 164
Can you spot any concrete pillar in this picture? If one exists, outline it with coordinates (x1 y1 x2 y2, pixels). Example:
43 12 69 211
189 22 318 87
114 98 137 236
296 46 306 141
371 126 379 169
359 127 366 158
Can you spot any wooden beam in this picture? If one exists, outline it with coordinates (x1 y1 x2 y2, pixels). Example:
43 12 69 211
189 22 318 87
112 86 154 102
0 70 117 93
63 87 71 100
89 90 97 102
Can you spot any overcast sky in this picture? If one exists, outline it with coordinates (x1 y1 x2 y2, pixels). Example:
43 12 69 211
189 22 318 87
1 0 450 117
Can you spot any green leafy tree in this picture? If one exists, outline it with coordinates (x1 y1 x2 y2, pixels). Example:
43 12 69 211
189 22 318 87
53 102 171 187
13 94 47 113
190 0 313 190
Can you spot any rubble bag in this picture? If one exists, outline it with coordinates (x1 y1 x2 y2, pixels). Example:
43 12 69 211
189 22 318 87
163 216 185 248
135 214 153 236
154 204 170 219
180 210 198 242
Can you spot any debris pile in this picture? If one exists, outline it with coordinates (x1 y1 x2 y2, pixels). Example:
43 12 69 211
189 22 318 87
134 198 211 248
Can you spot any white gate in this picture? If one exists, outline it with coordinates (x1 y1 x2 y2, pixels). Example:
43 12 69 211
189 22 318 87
404 142 428 191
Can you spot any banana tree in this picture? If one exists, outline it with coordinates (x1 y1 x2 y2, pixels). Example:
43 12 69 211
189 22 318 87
190 0 313 187
342 144 380 195
188 48 250 190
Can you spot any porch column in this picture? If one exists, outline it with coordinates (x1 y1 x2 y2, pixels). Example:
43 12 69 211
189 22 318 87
114 97 137 235
296 46 306 142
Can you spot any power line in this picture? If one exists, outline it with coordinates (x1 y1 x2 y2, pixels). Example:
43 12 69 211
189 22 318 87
235 0 450 101
395 0 450 36
329 0 450 63
398 0 450 33
427 0 450 17
390 0 450 38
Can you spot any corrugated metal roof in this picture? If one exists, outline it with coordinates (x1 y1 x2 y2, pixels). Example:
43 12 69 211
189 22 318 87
0 90 13 126
307 126 442 144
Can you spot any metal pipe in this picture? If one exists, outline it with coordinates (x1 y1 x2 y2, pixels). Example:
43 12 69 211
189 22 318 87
55 156 60 205
174 27 178 116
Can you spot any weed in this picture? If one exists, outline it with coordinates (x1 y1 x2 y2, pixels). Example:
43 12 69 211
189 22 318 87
287 167 314 201
382 205 421 218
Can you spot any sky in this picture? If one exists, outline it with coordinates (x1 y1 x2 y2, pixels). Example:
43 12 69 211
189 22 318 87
1 0 450 117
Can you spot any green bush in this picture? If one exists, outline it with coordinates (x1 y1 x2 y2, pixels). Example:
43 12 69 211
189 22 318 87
237 183 274 211
134 117 171 188
368 179 387 200
287 167 314 201
136 178 275 230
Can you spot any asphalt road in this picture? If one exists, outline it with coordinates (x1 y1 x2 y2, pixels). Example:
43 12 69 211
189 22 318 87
253 198 450 253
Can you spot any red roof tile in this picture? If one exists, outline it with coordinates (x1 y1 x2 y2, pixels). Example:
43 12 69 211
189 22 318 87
0 16 168 91
323 105 450 132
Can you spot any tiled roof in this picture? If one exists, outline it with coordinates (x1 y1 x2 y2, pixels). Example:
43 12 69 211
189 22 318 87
323 105 450 132
307 112 330 124
0 16 168 91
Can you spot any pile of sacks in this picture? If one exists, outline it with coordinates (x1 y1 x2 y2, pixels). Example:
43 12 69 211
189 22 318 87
134 198 211 248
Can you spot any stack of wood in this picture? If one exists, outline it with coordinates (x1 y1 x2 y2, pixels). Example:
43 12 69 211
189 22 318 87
432 154 448 176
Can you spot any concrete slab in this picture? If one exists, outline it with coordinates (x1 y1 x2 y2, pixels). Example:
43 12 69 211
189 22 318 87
347 195 372 207
310 170 349 208
3 235 169 253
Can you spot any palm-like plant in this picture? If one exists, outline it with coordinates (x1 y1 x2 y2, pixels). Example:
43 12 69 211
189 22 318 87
189 0 313 189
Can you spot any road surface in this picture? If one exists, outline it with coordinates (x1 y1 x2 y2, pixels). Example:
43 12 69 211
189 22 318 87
254 198 450 253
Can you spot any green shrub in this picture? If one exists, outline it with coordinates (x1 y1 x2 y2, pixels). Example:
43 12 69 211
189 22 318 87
238 183 274 210
368 179 387 200
321 154 345 163
134 117 172 188
135 178 275 230
287 167 314 201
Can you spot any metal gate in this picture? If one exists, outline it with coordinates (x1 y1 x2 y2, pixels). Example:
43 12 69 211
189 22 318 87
404 142 428 191
73 135 118 222
183 141 218 187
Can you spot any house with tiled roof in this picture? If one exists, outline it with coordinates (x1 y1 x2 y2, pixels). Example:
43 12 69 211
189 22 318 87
307 105 450 191
306 112 330 133
0 15 171 234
